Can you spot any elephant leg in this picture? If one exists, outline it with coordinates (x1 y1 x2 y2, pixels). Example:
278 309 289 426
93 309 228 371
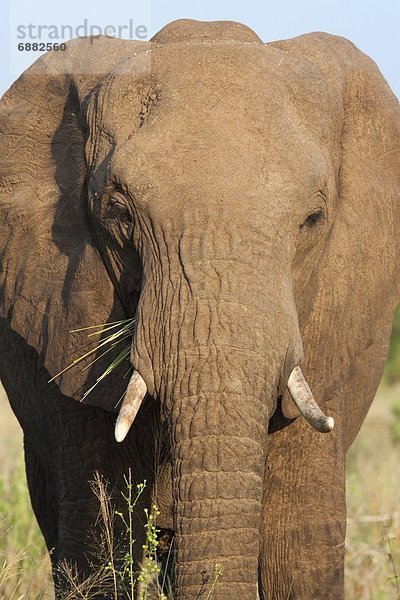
259 415 346 600
24 439 74 598
24 439 59 561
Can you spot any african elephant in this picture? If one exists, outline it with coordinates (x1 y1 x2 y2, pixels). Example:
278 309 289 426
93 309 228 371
0 18 399 600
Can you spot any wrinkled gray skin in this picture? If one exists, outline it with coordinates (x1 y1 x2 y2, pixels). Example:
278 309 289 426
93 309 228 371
0 19 399 600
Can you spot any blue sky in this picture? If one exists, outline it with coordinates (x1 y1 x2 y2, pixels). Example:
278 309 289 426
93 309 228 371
1 0 399 98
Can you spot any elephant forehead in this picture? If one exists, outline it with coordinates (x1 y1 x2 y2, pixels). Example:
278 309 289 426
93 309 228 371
110 92 330 201
98 40 338 143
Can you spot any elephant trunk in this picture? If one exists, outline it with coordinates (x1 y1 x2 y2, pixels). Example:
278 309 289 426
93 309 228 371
168 352 272 599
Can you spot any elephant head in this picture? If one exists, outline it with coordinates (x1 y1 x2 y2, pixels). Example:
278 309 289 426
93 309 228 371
1 19 399 599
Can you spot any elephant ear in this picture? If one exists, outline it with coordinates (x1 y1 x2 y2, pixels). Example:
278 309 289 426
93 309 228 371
0 37 145 410
272 33 400 446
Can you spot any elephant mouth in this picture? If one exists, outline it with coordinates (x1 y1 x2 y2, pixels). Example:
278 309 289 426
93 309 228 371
114 365 334 442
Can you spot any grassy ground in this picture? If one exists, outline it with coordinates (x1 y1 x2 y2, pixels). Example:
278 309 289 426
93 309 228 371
345 383 400 599
0 386 52 599
1 383 399 599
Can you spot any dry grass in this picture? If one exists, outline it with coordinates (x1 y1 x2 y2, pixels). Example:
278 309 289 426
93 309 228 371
0 386 53 599
1 382 399 598
345 383 400 599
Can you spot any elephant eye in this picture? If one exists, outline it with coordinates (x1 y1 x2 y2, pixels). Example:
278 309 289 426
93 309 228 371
301 207 325 230
105 192 131 221
104 189 134 239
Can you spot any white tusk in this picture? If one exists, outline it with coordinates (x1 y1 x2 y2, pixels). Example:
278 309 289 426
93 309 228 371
115 371 147 442
287 366 334 433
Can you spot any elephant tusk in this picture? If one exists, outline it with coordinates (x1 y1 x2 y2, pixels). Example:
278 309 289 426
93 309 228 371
287 366 334 433
115 370 147 442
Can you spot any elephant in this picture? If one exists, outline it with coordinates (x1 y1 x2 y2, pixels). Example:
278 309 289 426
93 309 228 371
0 17 399 600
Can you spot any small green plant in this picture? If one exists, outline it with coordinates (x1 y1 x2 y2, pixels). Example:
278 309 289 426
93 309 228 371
87 471 168 599
137 504 162 599
113 474 147 598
